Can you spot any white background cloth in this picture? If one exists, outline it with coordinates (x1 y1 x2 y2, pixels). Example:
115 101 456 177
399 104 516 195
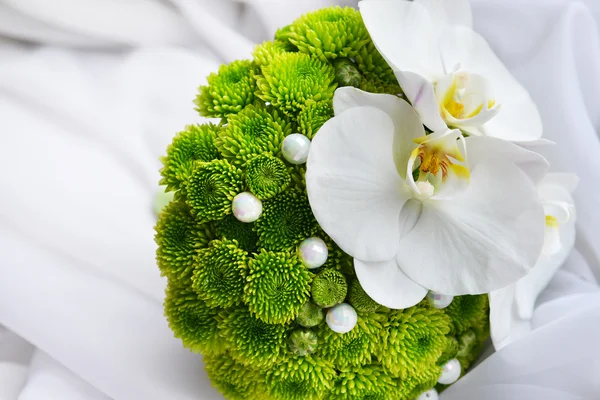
0 0 598 399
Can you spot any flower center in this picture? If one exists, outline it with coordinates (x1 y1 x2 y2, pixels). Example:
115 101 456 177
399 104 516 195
407 130 470 198
415 145 453 180
434 70 498 127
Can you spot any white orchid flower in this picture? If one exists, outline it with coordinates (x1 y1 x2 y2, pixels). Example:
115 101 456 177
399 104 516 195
490 173 578 349
305 87 549 309
359 0 543 142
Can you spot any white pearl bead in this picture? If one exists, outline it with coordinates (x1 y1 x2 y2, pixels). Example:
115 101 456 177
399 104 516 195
416 388 439 400
427 291 454 309
299 237 328 269
438 358 461 385
281 134 311 165
232 192 262 223
326 303 357 334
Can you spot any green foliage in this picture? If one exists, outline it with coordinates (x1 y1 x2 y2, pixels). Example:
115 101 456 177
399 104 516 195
215 214 258 253
311 268 347 308
379 305 451 378
296 300 324 328
348 279 380 312
155 6 491 400
255 189 318 251
155 201 216 283
245 154 291 200
277 7 371 62
297 99 333 139
216 104 292 167
185 159 243 223
244 250 312 324
195 60 257 118
192 239 248 308
164 282 225 355
160 124 221 192
221 307 288 368
256 52 336 115
287 329 318 356
204 353 267 400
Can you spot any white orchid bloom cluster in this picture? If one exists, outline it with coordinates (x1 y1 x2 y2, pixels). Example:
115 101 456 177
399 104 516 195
305 0 577 349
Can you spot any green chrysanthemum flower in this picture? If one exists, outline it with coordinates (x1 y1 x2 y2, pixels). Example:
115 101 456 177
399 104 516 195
185 159 243 223
245 154 291 200
244 250 312 324
437 337 459 367
164 282 225 355
204 353 267 400
296 300 324 328
456 329 477 359
359 73 403 95
333 58 362 87
277 7 371 62
354 41 399 89
348 279 380 313
256 52 336 115
160 124 221 192
379 305 451 378
221 307 288 368
311 268 347 308
195 60 257 118
215 214 258 253
155 201 216 283
288 164 307 190
192 239 248 308
444 295 489 335
288 329 318 356
318 234 354 276
216 105 292 167
255 189 318 251
319 312 384 369
456 326 488 370
326 365 397 400
266 356 336 400
397 366 443 400
297 99 333 139
253 40 297 67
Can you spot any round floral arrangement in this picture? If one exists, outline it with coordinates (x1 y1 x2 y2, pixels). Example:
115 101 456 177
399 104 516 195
155 1 577 399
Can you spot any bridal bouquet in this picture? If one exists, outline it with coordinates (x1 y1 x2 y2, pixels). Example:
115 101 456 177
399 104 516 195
155 1 577 399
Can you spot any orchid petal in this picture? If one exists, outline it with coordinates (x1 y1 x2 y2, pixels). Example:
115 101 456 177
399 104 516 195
439 26 543 141
398 157 545 295
306 106 411 262
395 70 447 132
333 87 402 116
516 173 578 319
465 136 549 185
489 287 532 350
414 0 473 29
490 173 577 349
332 87 424 176
354 258 428 309
540 173 580 194
359 0 443 78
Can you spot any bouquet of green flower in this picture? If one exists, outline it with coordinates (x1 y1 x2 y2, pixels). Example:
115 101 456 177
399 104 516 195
155 1 577 399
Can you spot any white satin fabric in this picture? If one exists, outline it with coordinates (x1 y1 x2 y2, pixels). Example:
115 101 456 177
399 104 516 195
0 0 598 399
